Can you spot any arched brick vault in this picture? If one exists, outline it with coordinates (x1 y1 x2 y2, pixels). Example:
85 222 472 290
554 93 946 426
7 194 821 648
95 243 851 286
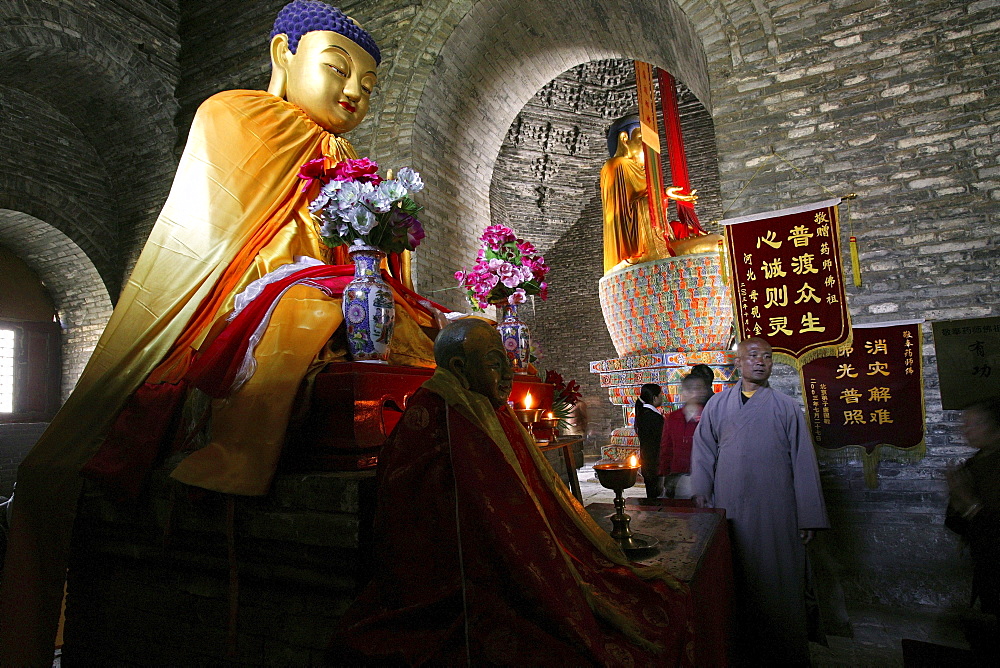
0 210 112 399
358 0 721 302
0 3 179 293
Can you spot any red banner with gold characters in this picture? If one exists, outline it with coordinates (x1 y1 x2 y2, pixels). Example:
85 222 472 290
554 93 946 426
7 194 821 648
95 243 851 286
723 199 852 368
800 321 925 487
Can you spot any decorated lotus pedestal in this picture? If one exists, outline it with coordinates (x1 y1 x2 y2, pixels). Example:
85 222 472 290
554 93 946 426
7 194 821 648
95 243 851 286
592 251 738 462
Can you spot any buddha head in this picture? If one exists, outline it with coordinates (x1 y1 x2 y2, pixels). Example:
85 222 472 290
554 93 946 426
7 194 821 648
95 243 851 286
605 114 644 165
434 319 514 409
267 1 381 134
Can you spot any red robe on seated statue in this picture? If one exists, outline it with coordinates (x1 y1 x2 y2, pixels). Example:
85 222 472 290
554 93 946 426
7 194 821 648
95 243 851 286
334 369 696 665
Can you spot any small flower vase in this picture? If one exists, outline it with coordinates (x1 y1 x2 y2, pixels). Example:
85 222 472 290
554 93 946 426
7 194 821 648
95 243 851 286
343 244 395 363
497 302 530 371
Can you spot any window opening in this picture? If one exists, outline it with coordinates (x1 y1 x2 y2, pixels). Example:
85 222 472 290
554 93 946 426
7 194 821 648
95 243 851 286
0 329 14 413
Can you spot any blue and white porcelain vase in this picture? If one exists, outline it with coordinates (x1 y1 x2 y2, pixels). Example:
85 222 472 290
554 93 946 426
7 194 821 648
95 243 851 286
497 303 530 371
343 244 395 363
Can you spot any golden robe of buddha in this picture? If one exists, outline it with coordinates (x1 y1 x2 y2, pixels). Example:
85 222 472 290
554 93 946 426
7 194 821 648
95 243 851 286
600 119 671 274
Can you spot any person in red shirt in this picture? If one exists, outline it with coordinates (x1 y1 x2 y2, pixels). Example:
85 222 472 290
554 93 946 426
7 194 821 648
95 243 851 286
659 373 712 498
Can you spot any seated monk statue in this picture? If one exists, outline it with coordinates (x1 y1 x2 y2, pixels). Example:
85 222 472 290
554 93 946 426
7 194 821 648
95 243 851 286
333 318 696 665
0 2 441 662
600 114 671 274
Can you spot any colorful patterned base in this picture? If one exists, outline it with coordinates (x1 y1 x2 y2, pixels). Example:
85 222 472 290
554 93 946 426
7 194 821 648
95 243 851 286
598 252 732 357
592 349 739 463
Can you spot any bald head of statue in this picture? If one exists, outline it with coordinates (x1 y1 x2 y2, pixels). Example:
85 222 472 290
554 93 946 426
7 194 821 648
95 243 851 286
266 1 379 135
435 319 515 409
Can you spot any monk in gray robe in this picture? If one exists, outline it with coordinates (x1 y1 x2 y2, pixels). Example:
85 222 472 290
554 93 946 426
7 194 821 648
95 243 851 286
691 337 829 665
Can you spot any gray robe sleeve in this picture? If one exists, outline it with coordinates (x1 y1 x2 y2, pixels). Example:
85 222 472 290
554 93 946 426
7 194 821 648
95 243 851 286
689 392 722 502
784 399 831 530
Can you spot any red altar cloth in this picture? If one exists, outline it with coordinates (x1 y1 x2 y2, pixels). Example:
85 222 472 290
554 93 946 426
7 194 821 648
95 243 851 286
593 501 734 667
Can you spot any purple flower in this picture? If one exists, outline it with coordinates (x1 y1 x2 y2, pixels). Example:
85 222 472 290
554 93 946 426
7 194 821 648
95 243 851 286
508 288 527 305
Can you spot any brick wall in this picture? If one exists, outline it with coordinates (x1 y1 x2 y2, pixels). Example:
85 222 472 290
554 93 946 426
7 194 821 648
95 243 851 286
701 0 1000 609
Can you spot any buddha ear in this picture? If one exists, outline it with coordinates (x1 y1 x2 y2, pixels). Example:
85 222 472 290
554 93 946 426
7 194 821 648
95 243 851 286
447 357 471 389
615 130 630 157
267 33 292 98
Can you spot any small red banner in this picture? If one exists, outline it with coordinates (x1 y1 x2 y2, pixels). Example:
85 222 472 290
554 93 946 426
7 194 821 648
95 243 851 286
723 199 852 368
800 322 925 467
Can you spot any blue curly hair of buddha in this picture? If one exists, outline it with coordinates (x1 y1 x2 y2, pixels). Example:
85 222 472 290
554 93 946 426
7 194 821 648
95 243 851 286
605 114 640 158
271 0 381 66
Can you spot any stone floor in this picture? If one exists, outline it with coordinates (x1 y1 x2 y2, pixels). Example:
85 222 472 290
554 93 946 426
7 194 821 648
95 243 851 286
575 459 985 667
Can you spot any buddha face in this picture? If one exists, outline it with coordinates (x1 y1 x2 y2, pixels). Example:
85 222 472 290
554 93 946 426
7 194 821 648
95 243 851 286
621 126 645 165
451 325 514 409
274 29 377 134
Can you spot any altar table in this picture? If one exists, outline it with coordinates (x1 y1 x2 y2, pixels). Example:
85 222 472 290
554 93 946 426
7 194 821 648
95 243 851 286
587 502 733 667
537 436 583 502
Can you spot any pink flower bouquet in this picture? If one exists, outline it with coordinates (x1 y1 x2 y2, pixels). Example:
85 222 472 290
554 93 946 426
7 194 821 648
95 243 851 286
454 225 550 311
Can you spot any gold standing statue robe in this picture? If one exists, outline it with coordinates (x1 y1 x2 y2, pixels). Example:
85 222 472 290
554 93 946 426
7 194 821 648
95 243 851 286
600 155 670 273
0 89 434 664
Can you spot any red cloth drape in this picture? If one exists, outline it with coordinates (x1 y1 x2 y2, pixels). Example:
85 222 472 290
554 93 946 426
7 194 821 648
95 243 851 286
658 69 706 236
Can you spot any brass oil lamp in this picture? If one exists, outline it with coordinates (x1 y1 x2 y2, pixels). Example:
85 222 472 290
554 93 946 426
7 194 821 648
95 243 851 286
593 455 644 551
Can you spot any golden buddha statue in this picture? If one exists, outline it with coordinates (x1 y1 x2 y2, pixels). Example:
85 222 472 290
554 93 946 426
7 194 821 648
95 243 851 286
600 115 671 273
600 115 721 272
0 4 435 661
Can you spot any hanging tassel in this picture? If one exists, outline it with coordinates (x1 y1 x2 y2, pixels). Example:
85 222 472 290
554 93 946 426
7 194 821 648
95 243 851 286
718 238 729 285
849 236 862 287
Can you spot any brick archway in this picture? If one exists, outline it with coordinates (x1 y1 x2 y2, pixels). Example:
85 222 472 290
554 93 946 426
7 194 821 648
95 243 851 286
366 0 714 301
0 209 112 398
0 3 179 285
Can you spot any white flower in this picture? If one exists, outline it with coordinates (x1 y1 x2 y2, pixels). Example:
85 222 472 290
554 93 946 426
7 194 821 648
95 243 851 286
333 180 362 212
346 205 377 235
395 167 424 193
379 179 408 202
364 186 393 213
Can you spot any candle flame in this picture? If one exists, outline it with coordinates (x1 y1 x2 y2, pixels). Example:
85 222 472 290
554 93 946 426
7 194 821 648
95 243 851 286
547 411 553 418
628 454 638 468
524 391 534 409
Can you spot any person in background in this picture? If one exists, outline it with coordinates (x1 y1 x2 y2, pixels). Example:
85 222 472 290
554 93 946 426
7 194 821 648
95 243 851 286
634 383 664 502
946 397 1000 662
659 374 712 499
690 337 829 665
689 363 715 390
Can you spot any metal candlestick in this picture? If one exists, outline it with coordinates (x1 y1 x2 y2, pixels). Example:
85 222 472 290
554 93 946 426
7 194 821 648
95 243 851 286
593 461 644 551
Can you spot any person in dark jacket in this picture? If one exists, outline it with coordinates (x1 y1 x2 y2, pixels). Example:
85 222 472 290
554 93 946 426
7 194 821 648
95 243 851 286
946 397 1000 662
634 383 664 502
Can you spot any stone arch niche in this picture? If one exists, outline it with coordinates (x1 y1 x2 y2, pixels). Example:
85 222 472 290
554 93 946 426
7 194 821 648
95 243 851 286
0 210 113 400
366 0 711 302
489 57 723 443
0 2 179 289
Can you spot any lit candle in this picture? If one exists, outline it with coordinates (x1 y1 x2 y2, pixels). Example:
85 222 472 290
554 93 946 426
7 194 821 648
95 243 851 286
524 391 534 409
546 411 553 419
628 454 638 468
